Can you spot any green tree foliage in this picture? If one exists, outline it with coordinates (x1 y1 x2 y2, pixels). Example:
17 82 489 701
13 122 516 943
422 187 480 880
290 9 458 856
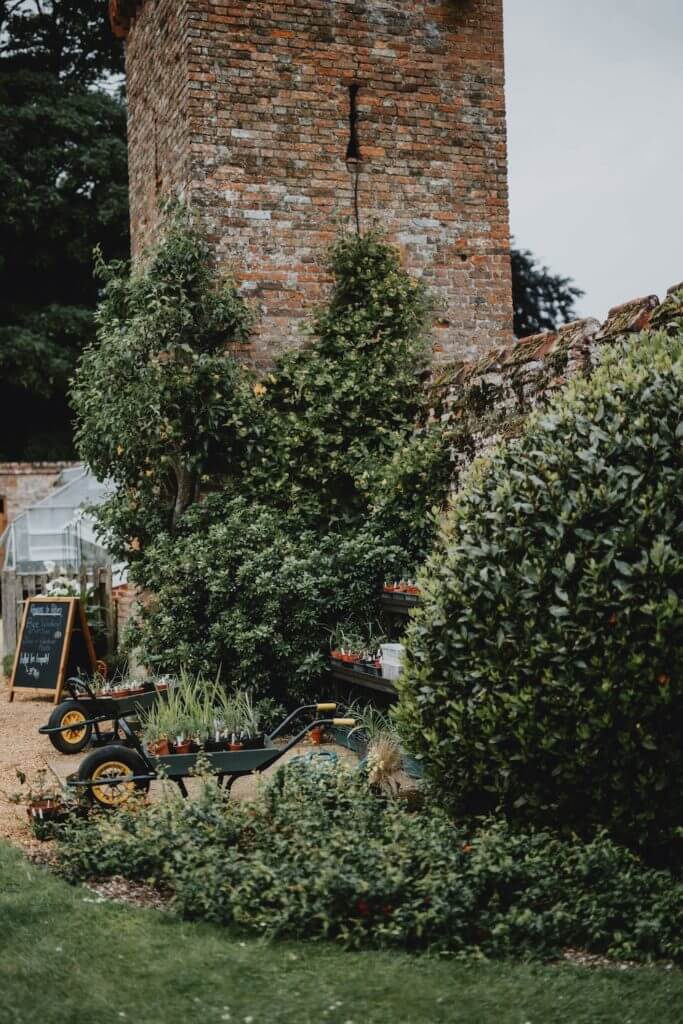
0 1 123 83
0 0 128 458
396 332 683 860
511 244 584 339
129 496 402 701
73 217 451 695
72 208 255 554
238 233 434 527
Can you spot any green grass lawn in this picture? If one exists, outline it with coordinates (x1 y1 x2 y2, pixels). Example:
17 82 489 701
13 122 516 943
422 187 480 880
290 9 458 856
1 842 681 1024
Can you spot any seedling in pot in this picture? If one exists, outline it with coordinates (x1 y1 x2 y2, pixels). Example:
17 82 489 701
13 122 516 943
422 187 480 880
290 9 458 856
4 767 82 833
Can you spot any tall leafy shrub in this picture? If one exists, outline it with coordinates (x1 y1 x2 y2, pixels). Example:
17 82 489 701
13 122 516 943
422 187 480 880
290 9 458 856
71 205 255 556
129 496 402 701
73 219 451 696
396 332 683 858
237 231 434 528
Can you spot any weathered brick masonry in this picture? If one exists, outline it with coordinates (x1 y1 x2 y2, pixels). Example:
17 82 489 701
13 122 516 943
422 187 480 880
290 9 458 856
432 281 683 489
116 0 513 365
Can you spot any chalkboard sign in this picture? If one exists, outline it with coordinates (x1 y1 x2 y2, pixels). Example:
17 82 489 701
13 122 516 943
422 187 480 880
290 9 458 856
8 598 97 703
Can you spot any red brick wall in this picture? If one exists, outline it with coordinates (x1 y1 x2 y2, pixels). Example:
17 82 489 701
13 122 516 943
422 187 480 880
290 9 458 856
113 583 141 644
125 0 512 366
125 0 192 255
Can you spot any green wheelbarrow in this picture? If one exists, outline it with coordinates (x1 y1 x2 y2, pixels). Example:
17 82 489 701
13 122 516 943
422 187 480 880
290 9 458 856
68 702 355 808
39 677 172 755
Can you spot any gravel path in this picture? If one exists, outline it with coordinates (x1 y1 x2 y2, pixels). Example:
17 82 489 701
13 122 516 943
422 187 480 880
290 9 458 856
0 683 64 851
0 677 359 849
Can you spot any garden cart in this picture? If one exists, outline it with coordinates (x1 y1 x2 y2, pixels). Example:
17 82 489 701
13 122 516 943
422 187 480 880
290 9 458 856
69 703 355 808
39 677 171 755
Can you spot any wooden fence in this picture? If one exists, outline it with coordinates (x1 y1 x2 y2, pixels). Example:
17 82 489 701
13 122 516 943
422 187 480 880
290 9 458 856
1 567 113 665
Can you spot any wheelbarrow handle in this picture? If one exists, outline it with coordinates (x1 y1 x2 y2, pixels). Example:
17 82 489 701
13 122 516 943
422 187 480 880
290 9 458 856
268 701 337 741
332 718 355 727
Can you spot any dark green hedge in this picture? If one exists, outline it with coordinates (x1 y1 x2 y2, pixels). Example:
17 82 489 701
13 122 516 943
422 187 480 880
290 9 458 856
396 331 683 860
56 763 683 962
127 495 403 703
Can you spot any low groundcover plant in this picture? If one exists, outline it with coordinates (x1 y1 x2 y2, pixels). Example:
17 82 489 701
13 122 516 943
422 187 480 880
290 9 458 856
55 762 683 963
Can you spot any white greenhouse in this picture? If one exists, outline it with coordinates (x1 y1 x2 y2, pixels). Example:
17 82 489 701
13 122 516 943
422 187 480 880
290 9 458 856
0 465 118 577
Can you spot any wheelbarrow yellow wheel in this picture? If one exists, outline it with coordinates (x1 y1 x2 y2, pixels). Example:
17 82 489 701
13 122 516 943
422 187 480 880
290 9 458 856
47 701 93 755
78 746 150 809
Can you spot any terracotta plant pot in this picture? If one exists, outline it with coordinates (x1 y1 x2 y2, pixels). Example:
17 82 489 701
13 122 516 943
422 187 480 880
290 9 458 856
148 737 171 756
174 739 194 755
109 688 132 700
309 726 324 746
330 650 344 661
228 741 244 752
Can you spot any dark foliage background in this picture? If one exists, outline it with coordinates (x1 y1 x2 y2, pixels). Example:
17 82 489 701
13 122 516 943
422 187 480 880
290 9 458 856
511 243 584 339
0 0 129 459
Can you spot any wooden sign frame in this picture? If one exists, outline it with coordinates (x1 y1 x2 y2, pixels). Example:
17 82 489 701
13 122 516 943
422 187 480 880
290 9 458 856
8 596 97 704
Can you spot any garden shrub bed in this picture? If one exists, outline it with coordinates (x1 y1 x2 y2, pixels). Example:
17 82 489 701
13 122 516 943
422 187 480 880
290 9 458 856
397 331 683 861
55 763 683 963
72 216 454 703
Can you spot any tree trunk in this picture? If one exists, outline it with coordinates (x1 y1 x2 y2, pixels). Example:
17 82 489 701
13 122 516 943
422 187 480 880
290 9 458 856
171 460 196 532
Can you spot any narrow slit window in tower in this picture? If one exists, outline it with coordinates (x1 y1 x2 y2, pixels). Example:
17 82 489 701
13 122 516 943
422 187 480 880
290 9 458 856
346 84 362 162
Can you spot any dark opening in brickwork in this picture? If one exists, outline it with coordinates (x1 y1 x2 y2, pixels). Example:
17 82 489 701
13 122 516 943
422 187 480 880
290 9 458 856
345 84 362 162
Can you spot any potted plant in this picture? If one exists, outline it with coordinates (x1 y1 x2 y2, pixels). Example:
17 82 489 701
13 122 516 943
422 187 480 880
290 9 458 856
108 680 134 699
328 624 365 664
239 691 266 749
328 624 348 662
141 702 173 755
342 702 394 756
340 628 364 664
148 736 173 756
309 724 325 746
4 768 78 834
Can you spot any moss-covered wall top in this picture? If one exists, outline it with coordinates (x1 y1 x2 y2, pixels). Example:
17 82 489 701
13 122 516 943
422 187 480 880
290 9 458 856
431 282 683 489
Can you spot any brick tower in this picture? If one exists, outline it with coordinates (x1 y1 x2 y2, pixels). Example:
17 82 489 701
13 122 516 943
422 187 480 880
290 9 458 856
111 0 513 365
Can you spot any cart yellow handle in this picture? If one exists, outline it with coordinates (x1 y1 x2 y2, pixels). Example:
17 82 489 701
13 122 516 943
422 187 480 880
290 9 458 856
332 718 356 727
317 702 337 712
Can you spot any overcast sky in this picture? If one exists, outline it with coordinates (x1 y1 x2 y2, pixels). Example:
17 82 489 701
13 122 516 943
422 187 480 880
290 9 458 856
504 0 683 320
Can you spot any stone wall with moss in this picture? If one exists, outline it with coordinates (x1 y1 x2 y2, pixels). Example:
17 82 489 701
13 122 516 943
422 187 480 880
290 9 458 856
431 281 683 489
